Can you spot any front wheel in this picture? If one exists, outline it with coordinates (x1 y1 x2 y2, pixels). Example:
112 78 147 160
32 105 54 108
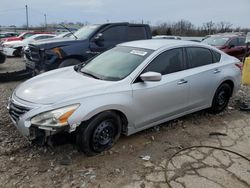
209 83 232 114
76 111 122 156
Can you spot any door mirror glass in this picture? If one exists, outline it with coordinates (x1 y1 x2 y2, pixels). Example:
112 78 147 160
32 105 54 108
140 72 162 82
94 33 104 42
94 33 104 47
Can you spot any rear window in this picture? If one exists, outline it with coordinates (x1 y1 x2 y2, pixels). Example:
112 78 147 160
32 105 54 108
212 50 221 62
128 26 147 40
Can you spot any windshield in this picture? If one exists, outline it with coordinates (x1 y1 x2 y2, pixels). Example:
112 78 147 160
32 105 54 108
80 46 153 81
71 25 99 39
202 36 229 46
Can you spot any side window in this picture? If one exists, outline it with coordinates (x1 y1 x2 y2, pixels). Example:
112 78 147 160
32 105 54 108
238 37 246 46
228 38 238 47
211 50 221 63
186 47 213 68
144 48 184 75
102 26 127 41
23 33 33 39
35 36 43 40
128 27 147 40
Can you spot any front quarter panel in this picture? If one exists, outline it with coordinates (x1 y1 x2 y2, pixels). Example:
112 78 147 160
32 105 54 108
67 83 135 133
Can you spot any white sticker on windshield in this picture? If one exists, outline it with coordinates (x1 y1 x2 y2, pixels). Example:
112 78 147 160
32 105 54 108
130 50 148 56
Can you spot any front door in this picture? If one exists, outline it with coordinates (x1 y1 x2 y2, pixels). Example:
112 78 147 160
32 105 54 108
131 48 189 128
89 25 127 54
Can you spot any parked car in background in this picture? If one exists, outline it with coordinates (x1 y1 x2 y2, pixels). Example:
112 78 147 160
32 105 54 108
153 35 181 40
2 34 56 57
0 31 52 43
8 40 241 155
201 33 249 60
0 32 19 39
24 22 152 75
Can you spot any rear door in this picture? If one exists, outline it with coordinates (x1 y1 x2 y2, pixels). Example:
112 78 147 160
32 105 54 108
184 47 224 109
132 48 189 128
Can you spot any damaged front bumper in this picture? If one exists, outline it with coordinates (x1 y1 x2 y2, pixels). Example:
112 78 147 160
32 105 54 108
7 96 68 143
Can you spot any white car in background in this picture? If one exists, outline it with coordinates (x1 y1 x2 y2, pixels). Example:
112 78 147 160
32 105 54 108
54 32 72 38
2 34 56 57
153 35 181 40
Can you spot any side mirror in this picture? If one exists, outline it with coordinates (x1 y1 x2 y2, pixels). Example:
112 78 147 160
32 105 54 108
140 72 162 82
229 44 235 49
94 33 104 42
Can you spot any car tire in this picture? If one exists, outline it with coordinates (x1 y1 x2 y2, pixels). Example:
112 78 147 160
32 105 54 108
76 111 122 156
209 83 232 114
59 58 81 68
13 48 22 57
0 52 6 64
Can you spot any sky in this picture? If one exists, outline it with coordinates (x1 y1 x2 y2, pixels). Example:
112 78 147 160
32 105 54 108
0 0 249 28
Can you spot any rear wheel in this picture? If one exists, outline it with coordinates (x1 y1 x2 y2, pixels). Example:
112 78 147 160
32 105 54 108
76 111 122 156
209 83 232 114
59 58 81 68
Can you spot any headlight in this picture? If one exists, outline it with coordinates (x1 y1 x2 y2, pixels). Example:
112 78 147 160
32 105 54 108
31 104 79 127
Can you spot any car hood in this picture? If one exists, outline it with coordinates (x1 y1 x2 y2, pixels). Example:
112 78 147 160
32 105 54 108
15 67 114 105
31 38 83 49
4 40 23 46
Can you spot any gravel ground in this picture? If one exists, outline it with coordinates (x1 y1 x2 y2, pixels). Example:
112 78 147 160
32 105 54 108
0 57 250 188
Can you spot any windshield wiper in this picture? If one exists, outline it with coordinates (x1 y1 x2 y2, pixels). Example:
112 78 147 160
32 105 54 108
59 24 78 40
81 70 101 80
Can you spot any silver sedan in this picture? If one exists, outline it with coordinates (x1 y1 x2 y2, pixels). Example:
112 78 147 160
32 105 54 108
8 39 241 155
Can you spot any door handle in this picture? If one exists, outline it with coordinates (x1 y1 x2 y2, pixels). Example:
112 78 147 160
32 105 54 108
177 79 188 85
213 69 221 74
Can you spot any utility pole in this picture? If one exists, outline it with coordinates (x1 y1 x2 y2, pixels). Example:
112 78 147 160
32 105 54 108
44 14 47 30
25 5 29 30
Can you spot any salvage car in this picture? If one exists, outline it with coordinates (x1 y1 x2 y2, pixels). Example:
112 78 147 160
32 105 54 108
2 34 56 57
8 40 241 155
201 33 249 61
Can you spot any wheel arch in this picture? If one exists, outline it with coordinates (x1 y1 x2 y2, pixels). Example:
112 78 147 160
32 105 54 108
219 79 234 96
75 109 129 135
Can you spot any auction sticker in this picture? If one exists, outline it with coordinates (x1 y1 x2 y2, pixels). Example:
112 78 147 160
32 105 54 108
130 50 147 56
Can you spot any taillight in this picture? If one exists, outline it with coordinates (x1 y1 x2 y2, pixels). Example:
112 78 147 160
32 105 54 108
235 63 243 71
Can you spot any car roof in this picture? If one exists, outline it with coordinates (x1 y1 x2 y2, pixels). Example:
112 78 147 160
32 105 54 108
119 39 208 50
209 33 246 38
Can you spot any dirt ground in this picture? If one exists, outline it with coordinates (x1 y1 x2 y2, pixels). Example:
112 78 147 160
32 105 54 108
0 57 250 188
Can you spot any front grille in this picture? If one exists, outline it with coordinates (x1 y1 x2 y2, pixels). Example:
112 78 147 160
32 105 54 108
9 101 30 123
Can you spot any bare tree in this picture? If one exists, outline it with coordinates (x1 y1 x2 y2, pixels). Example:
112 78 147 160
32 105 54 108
217 21 233 33
203 21 215 35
